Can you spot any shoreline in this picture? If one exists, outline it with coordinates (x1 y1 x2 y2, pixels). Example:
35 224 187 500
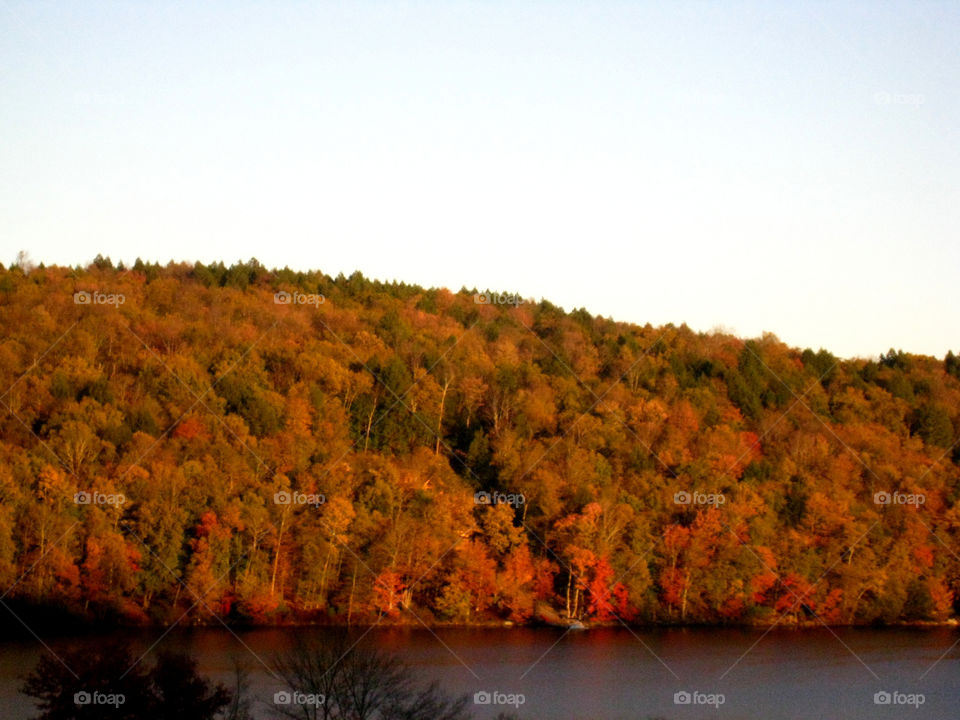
0 613 955 640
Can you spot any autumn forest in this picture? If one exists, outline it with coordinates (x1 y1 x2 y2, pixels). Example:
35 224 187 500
1 258 958 631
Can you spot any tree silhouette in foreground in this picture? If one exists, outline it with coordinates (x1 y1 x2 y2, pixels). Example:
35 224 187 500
21 643 231 720
271 634 471 720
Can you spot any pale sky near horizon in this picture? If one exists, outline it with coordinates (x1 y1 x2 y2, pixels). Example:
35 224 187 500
1 1 957 359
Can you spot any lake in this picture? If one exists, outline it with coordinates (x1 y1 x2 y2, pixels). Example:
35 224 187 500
0 626 957 719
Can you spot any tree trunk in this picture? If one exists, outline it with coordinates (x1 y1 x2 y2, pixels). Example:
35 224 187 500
270 511 287 597
347 566 357 626
319 547 333 607
363 390 380 451
435 379 450 455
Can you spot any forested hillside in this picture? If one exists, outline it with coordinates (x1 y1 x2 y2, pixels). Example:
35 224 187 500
0 258 958 628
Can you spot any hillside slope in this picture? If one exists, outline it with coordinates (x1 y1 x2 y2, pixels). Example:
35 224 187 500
0 257 958 627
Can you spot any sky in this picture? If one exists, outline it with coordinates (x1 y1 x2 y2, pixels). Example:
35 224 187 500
1 1 957 359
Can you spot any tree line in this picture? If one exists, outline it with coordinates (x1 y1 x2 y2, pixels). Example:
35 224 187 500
0 257 958 628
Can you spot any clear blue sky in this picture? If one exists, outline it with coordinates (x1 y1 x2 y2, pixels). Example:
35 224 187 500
1 1 957 358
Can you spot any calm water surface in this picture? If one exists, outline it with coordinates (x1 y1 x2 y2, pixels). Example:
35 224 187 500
0 626 957 719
